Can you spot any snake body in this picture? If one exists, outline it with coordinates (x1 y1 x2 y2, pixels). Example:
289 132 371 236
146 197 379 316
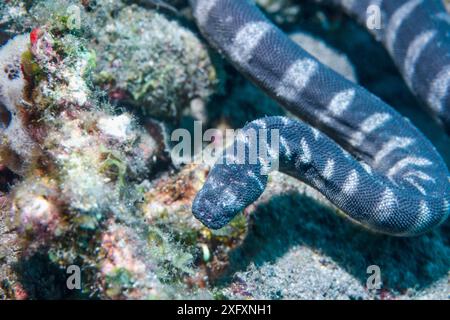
321 0 450 133
189 0 450 235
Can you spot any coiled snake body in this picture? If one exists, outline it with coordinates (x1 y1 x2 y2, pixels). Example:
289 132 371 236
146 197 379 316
189 0 450 236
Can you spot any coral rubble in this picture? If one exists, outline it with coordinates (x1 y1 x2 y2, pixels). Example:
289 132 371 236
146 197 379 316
89 1 217 120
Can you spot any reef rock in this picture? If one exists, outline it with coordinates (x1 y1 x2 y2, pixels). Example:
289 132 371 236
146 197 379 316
0 34 36 172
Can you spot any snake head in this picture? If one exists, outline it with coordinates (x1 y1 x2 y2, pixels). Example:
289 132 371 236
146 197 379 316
192 162 269 229
192 186 236 230
192 165 243 229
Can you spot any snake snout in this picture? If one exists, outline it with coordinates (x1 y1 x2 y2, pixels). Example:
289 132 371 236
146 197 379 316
192 188 236 230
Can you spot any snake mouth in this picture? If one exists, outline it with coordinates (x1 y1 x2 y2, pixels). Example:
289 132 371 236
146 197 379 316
192 204 226 230
192 192 232 230
193 210 228 230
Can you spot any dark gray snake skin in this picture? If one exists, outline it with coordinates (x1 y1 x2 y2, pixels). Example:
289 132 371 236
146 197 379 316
189 0 450 236
322 0 450 133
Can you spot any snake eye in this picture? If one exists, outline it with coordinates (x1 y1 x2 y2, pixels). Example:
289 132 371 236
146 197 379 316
0 100 12 129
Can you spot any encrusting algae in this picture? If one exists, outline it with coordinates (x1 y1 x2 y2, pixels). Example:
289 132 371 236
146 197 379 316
0 0 242 300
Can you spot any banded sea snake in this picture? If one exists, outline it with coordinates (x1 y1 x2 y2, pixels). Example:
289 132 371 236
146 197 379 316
188 0 450 236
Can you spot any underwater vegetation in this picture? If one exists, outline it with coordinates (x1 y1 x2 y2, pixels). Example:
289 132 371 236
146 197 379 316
0 0 230 300
0 0 449 300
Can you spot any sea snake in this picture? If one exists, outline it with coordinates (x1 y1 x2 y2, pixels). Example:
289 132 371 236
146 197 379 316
189 0 450 236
